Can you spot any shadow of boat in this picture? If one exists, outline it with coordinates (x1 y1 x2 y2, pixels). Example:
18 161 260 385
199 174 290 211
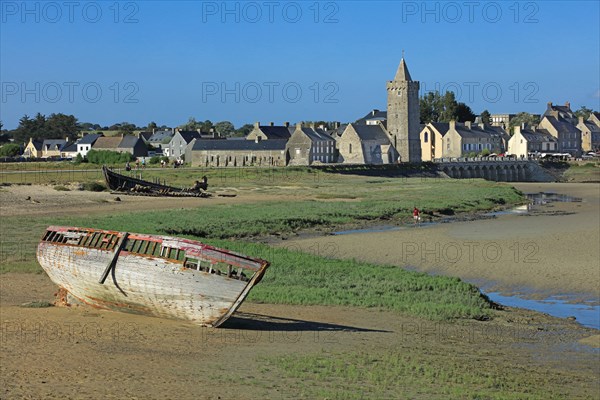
220 312 391 333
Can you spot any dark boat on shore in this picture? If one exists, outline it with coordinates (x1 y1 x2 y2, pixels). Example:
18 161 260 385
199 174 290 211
102 165 209 197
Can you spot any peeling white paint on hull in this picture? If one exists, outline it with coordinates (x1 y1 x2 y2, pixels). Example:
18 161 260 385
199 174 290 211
37 226 269 327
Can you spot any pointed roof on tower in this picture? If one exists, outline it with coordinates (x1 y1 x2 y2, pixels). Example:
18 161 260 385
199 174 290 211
394 58 412 82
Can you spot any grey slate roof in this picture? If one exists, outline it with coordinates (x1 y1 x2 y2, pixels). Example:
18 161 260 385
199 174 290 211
42 139 67 150
118 135 142 149
520 129 557 143
257 126 291 140
356 109 387 124
61 142 78 152
430 122 450 135
192 139 287 151
545 116 581 134
78 133 103 145
30 139 43 150
148 130 174 143
177 131 202 143
350 124 390 141
301 128 333 142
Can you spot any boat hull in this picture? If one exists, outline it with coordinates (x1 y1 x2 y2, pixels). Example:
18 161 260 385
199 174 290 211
37 234 267 327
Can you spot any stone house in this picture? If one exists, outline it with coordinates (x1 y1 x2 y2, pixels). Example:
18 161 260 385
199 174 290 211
337 123 396 164
167 130 203 159
187 138 287 167
538 115 582 156
246 122 292 141
507 125 558 157
92 135 148 158
576 115 600 152
285 123 337 165
421 121 505 159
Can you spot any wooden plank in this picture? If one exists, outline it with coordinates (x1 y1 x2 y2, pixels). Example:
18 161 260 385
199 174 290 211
98 233 129 284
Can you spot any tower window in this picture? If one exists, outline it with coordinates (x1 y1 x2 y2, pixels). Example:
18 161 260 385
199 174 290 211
424 132 428 143
349 143 352 154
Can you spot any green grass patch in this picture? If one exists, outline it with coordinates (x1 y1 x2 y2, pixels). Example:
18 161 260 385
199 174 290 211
264 350 572 399
53 185 70 191
80 181 106 192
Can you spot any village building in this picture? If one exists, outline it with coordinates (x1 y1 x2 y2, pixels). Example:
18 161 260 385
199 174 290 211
167 130 203 159
23 138 43 158
355 109 388 125
76 133 103 157
246 122 292 141
419 122 449 161
285 123 336 165
507 125 558 157
34 139 69 159
386 58 421 162
60 142 78 159
576 115 600 152
337 123 395 164
186 138 287 167
538 117 581 157
420 121 507 160
92 135 148 157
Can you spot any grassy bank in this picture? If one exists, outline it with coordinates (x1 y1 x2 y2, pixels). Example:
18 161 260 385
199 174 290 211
0 176 525 320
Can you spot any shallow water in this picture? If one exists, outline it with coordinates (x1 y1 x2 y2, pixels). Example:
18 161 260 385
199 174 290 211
485 292 600 330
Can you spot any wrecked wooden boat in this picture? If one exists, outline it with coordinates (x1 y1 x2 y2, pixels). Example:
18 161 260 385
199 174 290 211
102 165 210 197
37 226 269 327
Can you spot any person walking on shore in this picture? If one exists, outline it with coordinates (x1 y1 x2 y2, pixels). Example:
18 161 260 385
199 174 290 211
413 207 421 226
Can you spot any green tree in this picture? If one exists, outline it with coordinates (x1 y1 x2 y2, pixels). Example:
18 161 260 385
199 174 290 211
480 110 491 125
214 121 235 136
455 103 476 122
117 122 136 135
0 143 21 157
147 121 158 131
420 91 470 123
574 106 595 120
508 112 541 134
234 123 254 137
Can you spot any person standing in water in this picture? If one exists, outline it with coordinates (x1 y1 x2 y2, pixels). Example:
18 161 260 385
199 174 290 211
413 207 421 226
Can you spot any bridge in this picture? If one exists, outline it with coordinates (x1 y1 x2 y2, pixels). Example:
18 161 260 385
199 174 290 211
434 158 555 182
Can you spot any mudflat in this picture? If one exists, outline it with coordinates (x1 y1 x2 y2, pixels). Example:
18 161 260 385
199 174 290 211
280 183 600 300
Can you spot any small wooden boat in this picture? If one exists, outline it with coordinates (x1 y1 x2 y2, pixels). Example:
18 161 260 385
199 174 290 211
37 226 269 327
102 165 209 197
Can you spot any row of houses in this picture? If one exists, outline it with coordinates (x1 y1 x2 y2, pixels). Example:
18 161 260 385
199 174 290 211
20 101 600 165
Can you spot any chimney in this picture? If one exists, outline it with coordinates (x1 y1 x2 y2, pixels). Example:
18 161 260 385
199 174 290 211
547 102 553 108
531 125 537 132
465 121 472 130
372 109 378 116
309 122 315 129
334 121 340 129
254 136 261 143
578 116 584 124
449 120 456 130
211 128 218 139
296 122 302 130
318 124 325 130
565 101 570 109
284 121 289 128
197 128 202 133
521 122 526 130
478 123 485 130
254 121 260 129
269 122 274 126
153 128 155 134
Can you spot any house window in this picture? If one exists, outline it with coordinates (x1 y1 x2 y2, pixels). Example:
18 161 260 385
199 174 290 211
349 143 352 154
424 132 428 143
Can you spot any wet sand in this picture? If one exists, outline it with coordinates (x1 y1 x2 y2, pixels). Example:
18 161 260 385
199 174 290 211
278 183 600 301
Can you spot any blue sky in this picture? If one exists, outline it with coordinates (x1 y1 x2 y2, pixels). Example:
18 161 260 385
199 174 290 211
1 0 599 129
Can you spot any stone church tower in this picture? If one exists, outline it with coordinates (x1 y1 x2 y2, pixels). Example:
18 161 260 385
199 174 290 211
386 58 421 162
